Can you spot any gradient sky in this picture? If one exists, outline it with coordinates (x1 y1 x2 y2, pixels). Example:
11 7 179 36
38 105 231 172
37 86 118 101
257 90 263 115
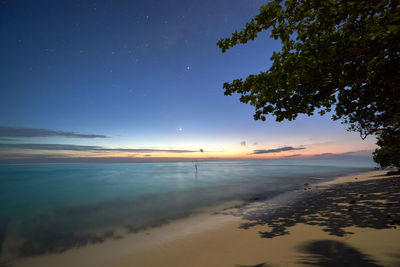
0 0 376 162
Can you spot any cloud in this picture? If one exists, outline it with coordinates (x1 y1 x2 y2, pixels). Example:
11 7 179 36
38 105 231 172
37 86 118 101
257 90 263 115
283 154 302 158
0 152 73 160
313 153 334 157
0 143 102 151
0 126 108 138
252 146 305 154
0 143 197 153
312 150 372 159
240 141 246 146
0 138 19 141
199 149 204 152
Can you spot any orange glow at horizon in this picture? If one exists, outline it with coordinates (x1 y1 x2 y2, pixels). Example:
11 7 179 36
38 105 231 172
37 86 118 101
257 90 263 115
0 141 375 161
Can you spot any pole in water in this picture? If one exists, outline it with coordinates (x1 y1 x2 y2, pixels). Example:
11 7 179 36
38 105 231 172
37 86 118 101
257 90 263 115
195 163 198 173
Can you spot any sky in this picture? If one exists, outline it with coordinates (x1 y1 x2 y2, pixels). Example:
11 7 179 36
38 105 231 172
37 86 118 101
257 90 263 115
0 0 377 163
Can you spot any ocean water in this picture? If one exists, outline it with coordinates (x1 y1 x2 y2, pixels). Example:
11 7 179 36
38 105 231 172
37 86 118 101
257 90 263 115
0 159 375 261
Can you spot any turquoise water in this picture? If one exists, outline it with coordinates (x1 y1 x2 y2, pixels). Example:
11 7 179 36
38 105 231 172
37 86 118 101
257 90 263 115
0 159 375 260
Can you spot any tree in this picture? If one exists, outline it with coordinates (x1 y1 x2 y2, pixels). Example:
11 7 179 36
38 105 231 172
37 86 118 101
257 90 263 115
373 128 400 168
217 0 400 168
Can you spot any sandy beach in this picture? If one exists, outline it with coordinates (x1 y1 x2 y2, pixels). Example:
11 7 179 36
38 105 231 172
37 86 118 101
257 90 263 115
10 170 400 267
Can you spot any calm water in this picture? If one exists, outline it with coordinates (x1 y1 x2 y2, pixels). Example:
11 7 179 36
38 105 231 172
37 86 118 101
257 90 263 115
0 159 375 260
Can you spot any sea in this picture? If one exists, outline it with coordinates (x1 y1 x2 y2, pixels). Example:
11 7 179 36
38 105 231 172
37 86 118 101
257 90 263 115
0 158 376 262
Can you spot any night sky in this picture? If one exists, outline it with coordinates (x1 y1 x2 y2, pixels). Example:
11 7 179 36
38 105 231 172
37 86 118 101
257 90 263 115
0 0 376 162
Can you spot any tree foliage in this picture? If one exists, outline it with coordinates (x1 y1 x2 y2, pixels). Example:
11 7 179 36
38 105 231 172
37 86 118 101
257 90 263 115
373 128 400 167
217 0 400 167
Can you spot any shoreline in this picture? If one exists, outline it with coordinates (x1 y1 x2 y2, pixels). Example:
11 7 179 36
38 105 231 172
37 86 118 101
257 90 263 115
9 169 400 267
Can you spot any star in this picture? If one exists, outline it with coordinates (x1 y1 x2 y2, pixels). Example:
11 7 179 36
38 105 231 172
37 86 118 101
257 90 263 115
186 66 190 70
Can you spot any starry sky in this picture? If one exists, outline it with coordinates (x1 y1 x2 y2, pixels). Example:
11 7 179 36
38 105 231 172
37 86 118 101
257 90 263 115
0 0 376 162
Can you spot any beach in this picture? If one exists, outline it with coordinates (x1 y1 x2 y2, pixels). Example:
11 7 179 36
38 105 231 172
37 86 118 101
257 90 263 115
8 169 400 267
2 0 397 266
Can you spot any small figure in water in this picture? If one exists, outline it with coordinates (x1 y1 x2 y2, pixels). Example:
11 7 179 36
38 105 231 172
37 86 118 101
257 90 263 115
195 163 198 174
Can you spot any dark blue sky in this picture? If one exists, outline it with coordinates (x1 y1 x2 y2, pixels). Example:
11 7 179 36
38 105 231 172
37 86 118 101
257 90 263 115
0 0 375 161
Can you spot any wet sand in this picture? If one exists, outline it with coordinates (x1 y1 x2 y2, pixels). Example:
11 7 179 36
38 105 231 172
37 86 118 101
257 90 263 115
11 170 400 267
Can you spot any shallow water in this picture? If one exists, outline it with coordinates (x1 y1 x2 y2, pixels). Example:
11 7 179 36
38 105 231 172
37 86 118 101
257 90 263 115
0 158 375 261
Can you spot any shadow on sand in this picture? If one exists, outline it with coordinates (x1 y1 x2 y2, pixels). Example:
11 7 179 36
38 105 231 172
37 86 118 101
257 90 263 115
235 263 273 267
297 239 383 266
235 239 385 267
229 177 400 267
218 177 400 238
